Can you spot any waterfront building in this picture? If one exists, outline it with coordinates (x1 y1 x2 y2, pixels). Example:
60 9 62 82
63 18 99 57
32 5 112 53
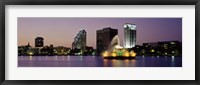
96 27 118 55
27 48 40 56
157 41 182 56
18 42 31 56
143 42 158 48
54 46 71 55
72 29 86 50
85 46 95 55
35 37 44 47
141 41 182 56
124 23 136 48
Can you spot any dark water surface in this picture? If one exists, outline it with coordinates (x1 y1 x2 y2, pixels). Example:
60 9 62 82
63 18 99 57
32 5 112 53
18 56 182 67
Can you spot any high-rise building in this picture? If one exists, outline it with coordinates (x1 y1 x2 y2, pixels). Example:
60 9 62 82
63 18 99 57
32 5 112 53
35 37 44 47
124 23 136 48
96 27 118 55
72 29 86 50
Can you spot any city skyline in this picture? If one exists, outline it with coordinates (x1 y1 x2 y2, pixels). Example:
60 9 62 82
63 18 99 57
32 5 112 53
18 18 182 49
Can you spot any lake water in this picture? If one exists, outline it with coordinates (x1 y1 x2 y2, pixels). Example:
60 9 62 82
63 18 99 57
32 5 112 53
18 56 182 67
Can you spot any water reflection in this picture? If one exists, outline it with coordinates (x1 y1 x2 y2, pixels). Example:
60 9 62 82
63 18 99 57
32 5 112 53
102 59 137 67
18 56 182 67
172 56 175 62
80 56 83 61
29 56 32 60
103 59 108 67
67 55 70 61
55 56 58 61
171 56 175 67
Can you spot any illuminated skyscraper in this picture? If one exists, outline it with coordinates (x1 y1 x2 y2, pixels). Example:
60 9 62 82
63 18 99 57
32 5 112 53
72 29 86 50
35 37 44 47
124 23 136 48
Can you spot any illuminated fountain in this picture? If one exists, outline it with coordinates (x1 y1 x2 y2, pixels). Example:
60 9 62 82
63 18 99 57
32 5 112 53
102 35 136 59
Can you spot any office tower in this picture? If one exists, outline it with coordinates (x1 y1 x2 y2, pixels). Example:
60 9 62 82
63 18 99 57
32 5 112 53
96 27 118 55
72 29 86 50
124 23 136 48
35 37 44 47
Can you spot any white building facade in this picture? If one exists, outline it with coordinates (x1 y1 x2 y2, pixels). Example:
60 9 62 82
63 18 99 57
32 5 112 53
124 23 136 48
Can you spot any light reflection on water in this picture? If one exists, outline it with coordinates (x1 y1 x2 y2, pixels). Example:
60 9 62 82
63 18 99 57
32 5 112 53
18 56 182 67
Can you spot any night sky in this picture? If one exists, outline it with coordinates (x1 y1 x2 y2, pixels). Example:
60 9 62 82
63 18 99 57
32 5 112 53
18 18 182 49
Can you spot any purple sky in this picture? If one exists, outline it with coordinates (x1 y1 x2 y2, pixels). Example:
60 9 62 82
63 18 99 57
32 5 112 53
18 18 182 49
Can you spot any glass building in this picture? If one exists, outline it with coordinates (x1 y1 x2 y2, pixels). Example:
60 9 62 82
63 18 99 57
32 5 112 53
124 23 136 48
35 37 44 47
72 29 86 50
96 27 118 55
